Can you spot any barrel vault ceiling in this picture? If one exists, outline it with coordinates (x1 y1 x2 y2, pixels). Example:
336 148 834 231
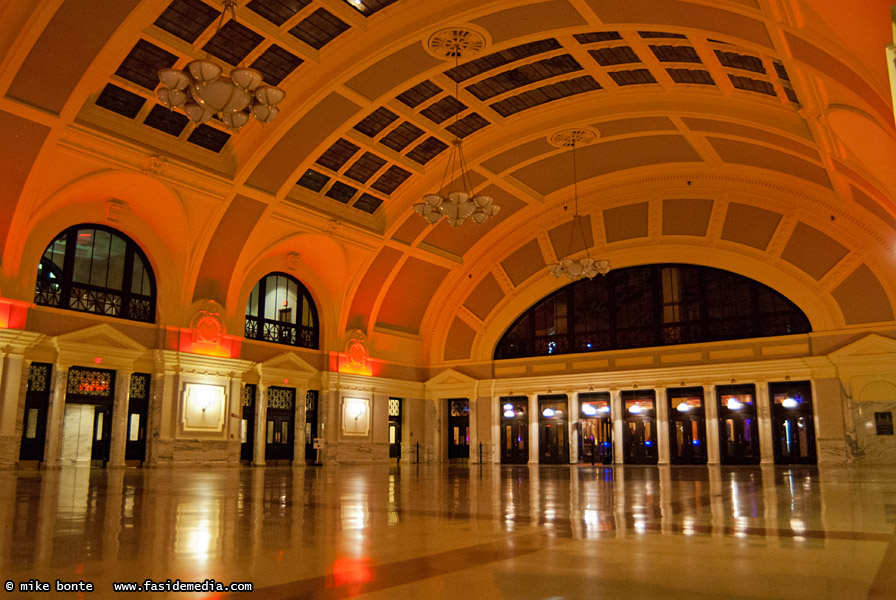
1 0 896 367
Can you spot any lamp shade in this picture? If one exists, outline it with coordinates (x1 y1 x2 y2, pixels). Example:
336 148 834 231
251 104 279 123
157 87 187 109
187 59 221 84
221 110 250 130
184 102 214 123
158 68 190 90
231 67 263 90
256 85 286 106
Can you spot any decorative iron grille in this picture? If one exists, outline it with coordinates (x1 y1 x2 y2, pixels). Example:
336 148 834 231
34 280 61 307
27 363 51 393
66 367 113 398
388 398 401 417
267 386 294 410
129 373 150 400
70 285 122 316
450 399 469 417
305 389 317 412
242 384 256 407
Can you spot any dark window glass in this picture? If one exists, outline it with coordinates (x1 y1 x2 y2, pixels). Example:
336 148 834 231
35 225 156 323
494 264 811 360
245 272 318 349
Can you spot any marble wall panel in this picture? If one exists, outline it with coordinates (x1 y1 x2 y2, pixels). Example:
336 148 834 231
170 440 239 466
330 441 389 464
61 404 94 464
853 401 896 464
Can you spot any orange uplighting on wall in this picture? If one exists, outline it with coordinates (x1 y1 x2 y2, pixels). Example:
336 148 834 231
330 352 375 377
0 298 29 330
173 327 241 359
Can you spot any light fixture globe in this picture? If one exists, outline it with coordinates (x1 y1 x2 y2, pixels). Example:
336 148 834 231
157 87 187 109
183 102 214 124
155 4 286 131
231 67 263 90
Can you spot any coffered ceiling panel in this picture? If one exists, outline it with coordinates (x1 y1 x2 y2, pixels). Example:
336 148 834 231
7 0 140 113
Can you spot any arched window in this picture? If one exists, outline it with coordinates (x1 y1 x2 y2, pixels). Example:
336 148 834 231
245 272 318 349
494 264 811 360
35 224 156 323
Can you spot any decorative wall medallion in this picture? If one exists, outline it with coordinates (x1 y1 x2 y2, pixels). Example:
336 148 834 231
191 300 226 344
344 329 369 367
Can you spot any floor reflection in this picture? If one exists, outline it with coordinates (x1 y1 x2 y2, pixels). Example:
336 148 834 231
0 463 893 598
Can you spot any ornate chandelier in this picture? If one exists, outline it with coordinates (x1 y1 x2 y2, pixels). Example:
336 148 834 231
156 0 285 131
413 29 500 227
546 130 610 280
413 140 500 226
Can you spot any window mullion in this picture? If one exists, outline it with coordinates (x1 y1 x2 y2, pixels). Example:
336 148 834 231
60 230 77 310
120 245 135 320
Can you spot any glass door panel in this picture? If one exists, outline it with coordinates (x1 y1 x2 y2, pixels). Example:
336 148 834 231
20 363 52 462
265 409 294 462
538 396 569 464
579 393 612 464
622 391 657 464
91 406 112 464
500 398 529 464
717 384 759 465
770 381 816 465
241 384 255 462
667 387 706 465
447 399 470 459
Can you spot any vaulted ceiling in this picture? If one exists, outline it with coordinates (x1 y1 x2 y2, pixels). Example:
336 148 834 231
1 0 895 367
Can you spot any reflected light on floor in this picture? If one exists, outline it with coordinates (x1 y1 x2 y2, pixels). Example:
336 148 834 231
734 516 749 538
175 500 221 563
634 516 647 534
329 556 373 596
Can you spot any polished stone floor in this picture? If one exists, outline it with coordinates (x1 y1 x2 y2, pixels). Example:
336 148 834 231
0 463 894 599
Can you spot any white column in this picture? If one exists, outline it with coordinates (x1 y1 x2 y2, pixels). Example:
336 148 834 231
528 393 538 464
492 395 501 464
656 387 669 465
252 383 267 467
228 376 243 464
704 385 720 464
107 370 133 468
0 353 26 468
294 387 307 466
756 382 774 465
610 390 623 464
43 363 69 469
569 392 579 464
